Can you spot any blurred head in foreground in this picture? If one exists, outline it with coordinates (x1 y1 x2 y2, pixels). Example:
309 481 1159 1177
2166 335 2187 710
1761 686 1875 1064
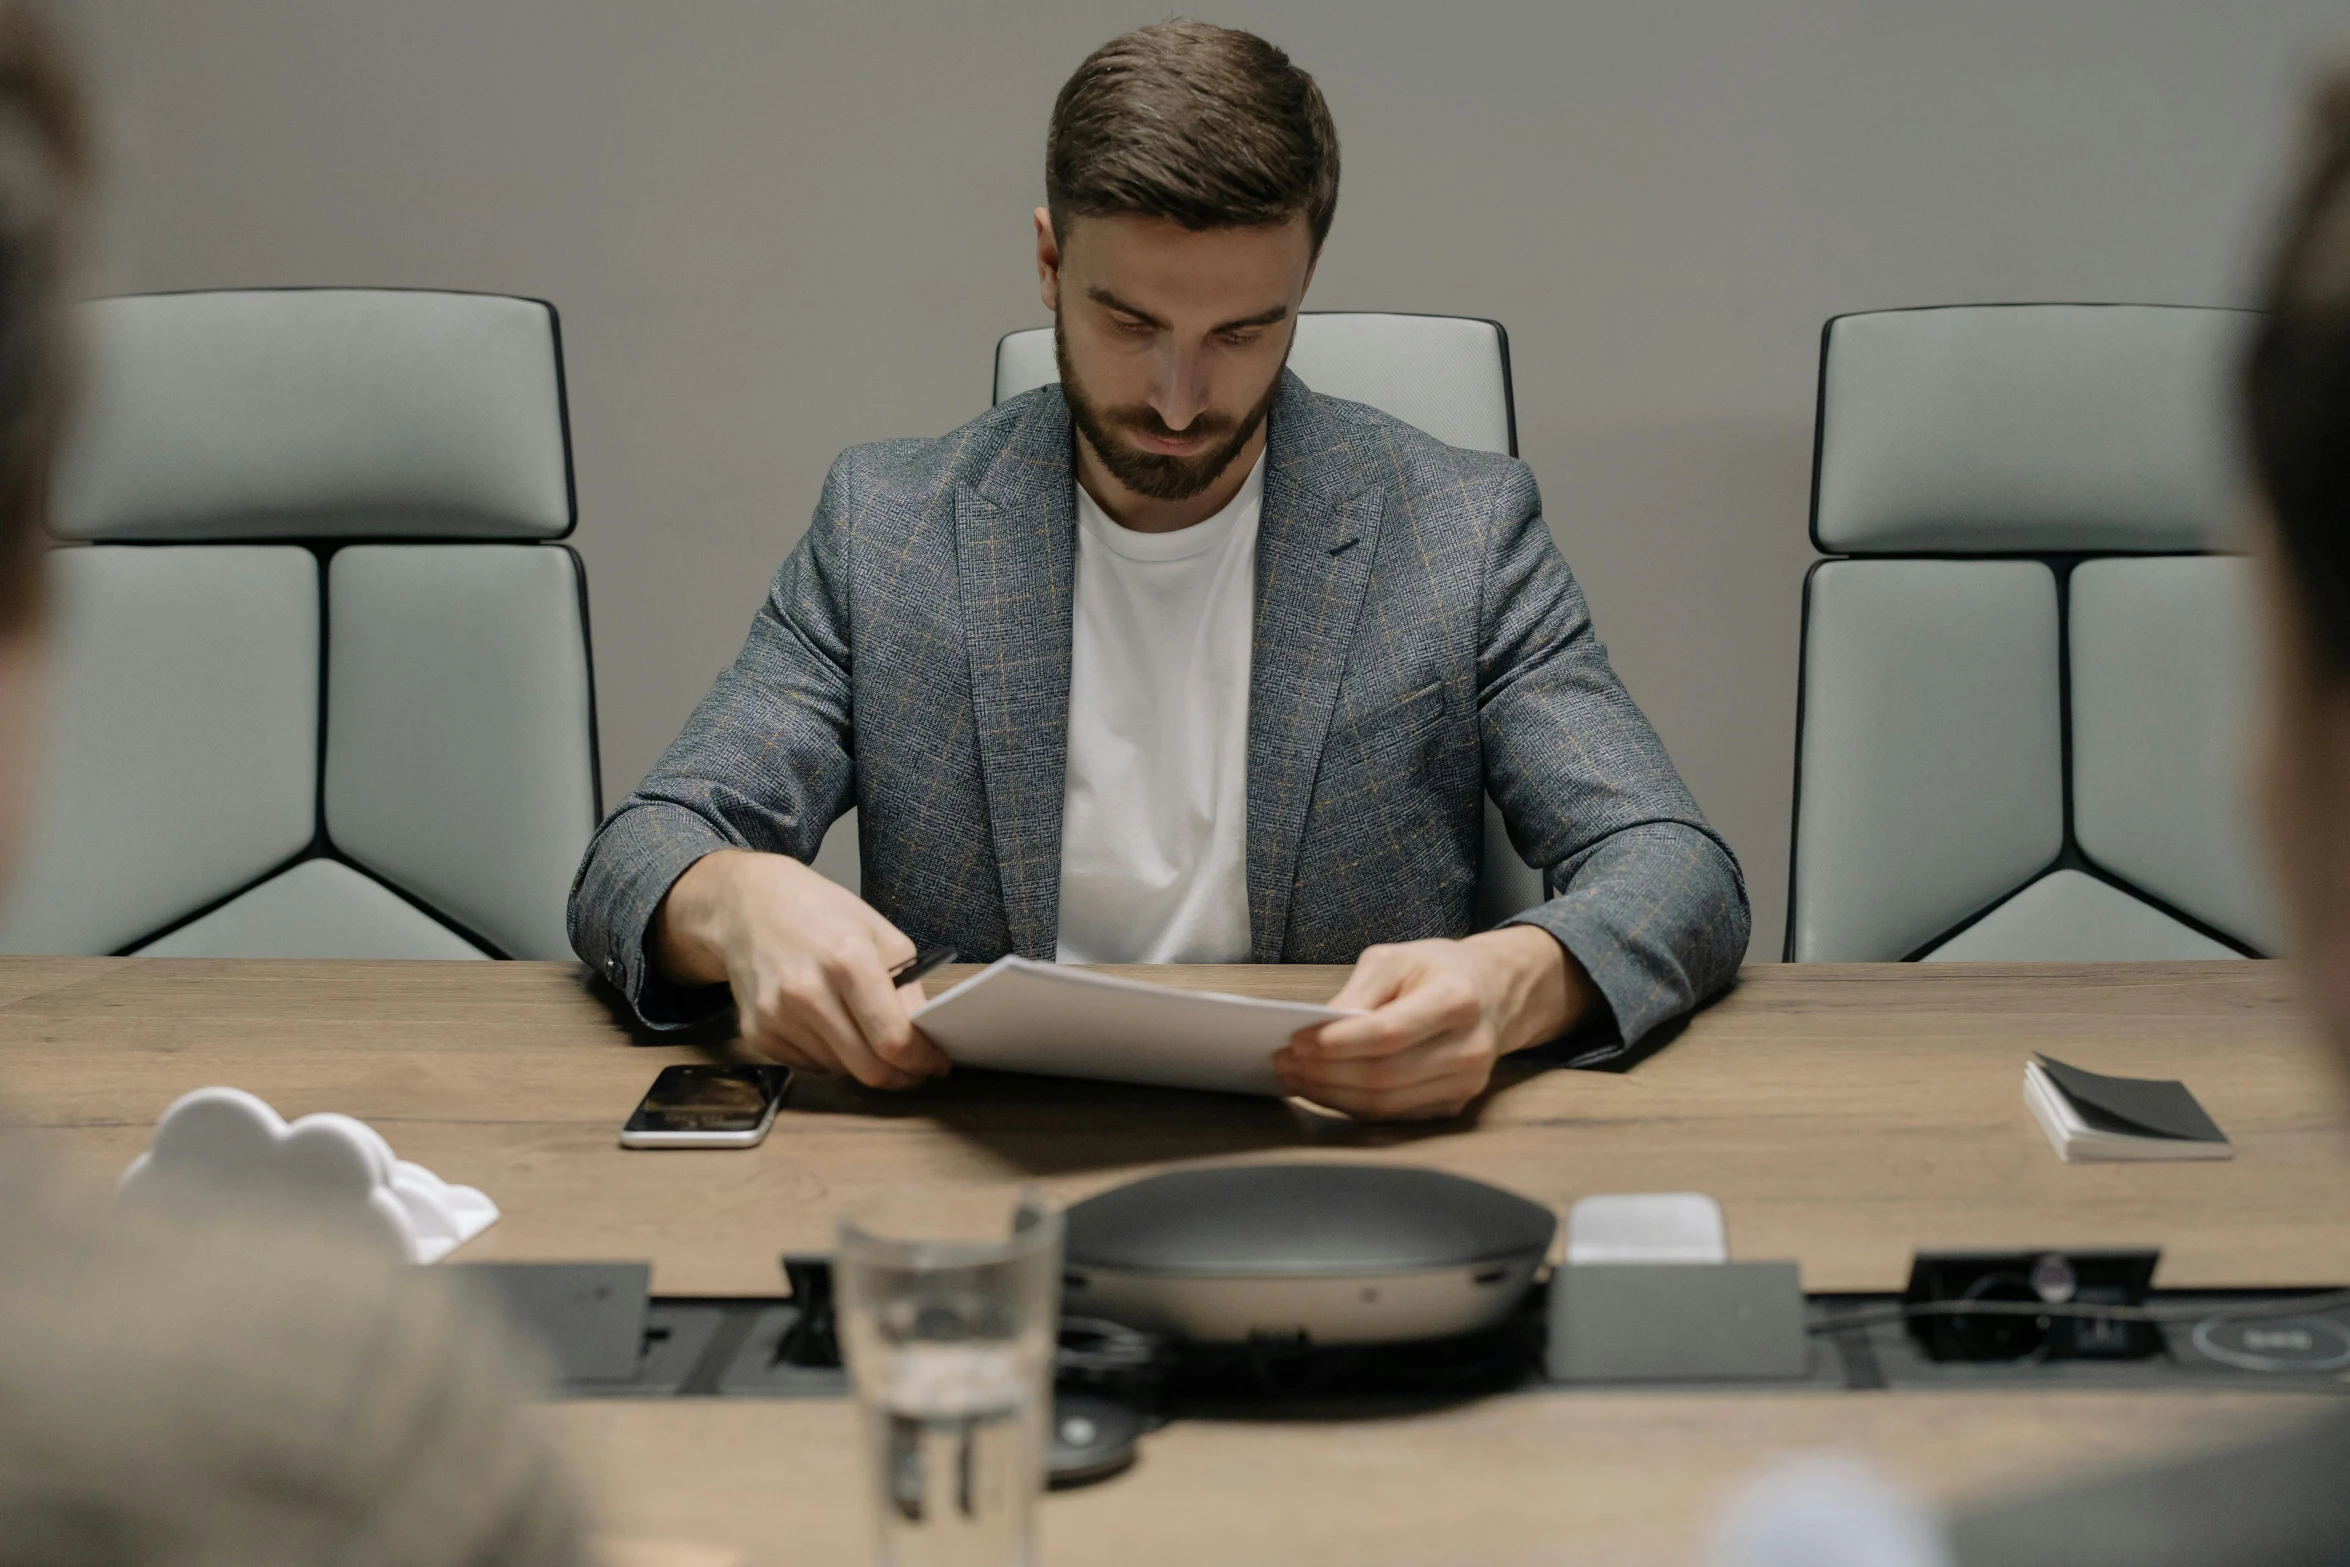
2250 62 2350 1050
0 12 593 1565
0 0 80 893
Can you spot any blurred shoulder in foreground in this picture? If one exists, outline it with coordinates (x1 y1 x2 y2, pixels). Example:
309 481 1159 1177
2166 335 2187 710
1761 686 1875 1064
0 1151 593 1567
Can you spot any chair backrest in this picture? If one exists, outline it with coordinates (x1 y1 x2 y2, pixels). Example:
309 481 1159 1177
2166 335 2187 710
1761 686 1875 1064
0 288 599 960
1788 303 2278 962
970 312 1544 929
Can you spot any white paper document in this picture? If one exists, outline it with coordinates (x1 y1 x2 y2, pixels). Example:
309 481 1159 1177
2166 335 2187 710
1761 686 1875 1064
912 956 1356 1096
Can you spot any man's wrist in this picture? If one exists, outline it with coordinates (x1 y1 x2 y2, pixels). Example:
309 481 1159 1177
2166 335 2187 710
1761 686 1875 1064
1467 924 1590 1055
653 849 751 987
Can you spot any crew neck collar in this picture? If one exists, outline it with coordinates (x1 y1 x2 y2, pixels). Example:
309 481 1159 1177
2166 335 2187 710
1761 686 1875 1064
1074 449 1266 563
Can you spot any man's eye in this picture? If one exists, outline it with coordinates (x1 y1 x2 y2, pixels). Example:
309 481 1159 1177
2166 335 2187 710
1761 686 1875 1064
1219 330 1264 347
1114 315 1154 336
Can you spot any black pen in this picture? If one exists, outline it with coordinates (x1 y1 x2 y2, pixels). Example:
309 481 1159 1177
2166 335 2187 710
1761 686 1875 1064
889 944 960 986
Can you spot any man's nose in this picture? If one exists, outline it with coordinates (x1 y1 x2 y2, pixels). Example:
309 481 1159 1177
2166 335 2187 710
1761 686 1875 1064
1148 340 1209 433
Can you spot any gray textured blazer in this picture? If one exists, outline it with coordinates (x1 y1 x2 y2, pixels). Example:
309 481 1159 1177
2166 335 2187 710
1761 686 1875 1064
571 371 1749 1051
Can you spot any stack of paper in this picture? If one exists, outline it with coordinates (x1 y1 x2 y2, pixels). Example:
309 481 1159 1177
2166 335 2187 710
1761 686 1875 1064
912 956 1356 1096
2023 1054 2231 1163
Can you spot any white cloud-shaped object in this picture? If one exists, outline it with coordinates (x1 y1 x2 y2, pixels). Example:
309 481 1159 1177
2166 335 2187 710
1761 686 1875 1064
118 1087 498 1263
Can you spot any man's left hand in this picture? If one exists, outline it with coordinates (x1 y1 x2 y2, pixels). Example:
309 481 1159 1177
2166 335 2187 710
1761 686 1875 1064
1275 927 1595 1120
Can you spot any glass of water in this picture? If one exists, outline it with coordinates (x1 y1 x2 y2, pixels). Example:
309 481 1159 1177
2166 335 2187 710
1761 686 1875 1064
835 1187 1063 1567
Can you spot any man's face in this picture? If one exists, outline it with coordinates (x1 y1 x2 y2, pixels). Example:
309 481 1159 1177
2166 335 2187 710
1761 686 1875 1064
1038 210 1315 501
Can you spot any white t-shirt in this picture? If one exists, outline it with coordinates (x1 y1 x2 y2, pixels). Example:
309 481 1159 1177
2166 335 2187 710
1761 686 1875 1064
1054 453 1263 964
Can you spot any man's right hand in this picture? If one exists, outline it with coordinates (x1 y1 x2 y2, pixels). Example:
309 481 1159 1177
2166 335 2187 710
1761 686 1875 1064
652 849 950 1090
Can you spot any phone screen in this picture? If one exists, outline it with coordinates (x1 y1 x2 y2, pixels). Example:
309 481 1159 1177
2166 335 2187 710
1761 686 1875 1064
624 1064 790 1133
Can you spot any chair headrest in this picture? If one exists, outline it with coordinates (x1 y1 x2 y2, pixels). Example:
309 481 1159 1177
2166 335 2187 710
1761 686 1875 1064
1813 303 2248 555
54 289 573 542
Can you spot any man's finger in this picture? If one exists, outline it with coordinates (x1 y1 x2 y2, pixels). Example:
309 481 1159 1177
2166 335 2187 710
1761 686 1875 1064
895 982 954 1074
835 946 950 1079
1326 944 1414 1012
1276 1035 1472 1095
738 1023 825 1075
781 977 922 1090
735 982 837 1074
1290 1070 1481 1122
746 1009 845 1076
1296 981 1476 1060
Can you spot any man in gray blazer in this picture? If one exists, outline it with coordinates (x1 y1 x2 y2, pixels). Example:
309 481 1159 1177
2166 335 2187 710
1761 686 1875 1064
570 21 1748 1119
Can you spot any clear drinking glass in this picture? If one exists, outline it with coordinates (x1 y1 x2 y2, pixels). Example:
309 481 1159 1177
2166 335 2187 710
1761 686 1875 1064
835 1187 1063 1567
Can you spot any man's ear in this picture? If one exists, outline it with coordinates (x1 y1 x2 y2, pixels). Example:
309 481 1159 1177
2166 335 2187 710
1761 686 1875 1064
1035 207 1062 314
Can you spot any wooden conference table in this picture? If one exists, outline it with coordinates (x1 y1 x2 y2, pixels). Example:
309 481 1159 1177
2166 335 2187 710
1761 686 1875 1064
2 955 2347 1564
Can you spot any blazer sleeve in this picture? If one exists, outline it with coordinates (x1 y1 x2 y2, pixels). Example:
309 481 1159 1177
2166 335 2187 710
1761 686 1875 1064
1475 461 1750 1055
566 458 862 1028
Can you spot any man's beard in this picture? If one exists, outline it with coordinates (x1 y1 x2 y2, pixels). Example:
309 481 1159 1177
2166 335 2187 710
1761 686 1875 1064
1054 316 1281 503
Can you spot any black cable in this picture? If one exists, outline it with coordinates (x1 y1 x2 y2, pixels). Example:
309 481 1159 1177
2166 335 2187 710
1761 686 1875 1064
1808 1288 2350 1336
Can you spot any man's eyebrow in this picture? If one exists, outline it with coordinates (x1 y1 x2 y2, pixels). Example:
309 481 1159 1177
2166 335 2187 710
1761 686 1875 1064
1086 287 1168 329
1212 303 1292 333
1084 287 1291 335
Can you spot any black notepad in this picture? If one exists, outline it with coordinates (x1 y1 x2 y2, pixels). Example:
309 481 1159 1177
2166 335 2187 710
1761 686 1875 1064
2024 1054 2231 1162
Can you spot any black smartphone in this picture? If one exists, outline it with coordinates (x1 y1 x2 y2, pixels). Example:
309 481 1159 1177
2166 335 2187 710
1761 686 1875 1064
619 1063 791 1149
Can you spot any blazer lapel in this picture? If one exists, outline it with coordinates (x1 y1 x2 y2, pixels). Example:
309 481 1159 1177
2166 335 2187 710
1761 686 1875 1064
957 390 1077 959
1247 371 1384 962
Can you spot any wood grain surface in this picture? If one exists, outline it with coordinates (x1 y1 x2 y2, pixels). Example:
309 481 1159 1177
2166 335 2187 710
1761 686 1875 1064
3 956 2344 1563
552 1389 2331 1567
1 956 2341 1294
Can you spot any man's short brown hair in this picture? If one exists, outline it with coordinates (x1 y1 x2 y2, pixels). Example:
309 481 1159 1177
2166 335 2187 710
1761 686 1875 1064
0 1 85 637
2247 62 2350 676
1046 20 1339 252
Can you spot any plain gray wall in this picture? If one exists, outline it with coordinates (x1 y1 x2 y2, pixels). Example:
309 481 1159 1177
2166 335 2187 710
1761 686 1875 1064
69 0 2348 960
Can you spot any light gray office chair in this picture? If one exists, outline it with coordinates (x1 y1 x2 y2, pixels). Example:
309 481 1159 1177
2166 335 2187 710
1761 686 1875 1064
0 288 600 960
817 314 1547 927
1787 303 2279 962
